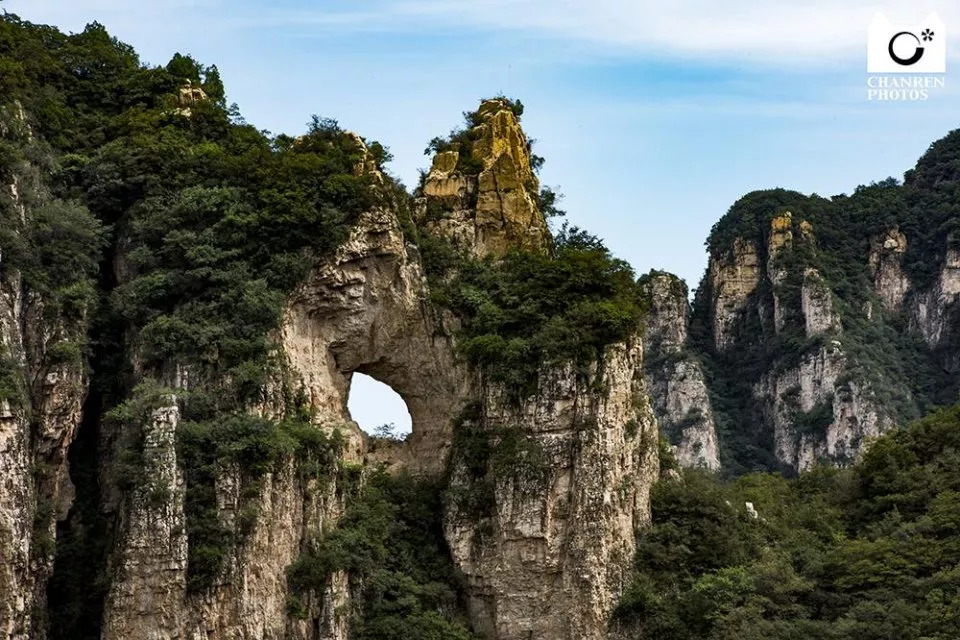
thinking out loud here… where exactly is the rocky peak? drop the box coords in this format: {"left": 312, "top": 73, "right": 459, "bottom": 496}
{"left": 640, "top": 272, "right": 721, "bottom": 470}
{"left": 173, "top": 83, "right": 208, "bottom": 117}
{"left": 417, "top": 98, "right": 551, "bottom": 258}
{"left": 869, "top": 228, "right": 910, "bottom": 312}
{"left": 642, "top": 271, "right": 690, "bottom": 352}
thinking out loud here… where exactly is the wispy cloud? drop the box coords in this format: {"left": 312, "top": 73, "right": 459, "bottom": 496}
{"left": 11, "top": 0, "right": 960, "bottom": 66}
{"left": 250, "top": 0, "right": 960, "bottom": 64}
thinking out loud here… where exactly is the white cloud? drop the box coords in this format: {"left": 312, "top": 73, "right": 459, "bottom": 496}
{"left": 258, "top": 0, "right": 960, "bottom": 64}
{"left": 9, "top": 0, "right": 960, "bottom": 65}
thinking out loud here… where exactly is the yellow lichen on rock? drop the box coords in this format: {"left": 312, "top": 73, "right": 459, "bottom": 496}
{"left": 417, "top": 98, "right": 550, "bottom": 258}
{"left": 768, "top": 212, "right": 794, "bottom": 254}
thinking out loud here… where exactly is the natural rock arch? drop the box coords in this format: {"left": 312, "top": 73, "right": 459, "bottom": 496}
{"left": 279, "top": 204, "right": 470, "bottom": 473}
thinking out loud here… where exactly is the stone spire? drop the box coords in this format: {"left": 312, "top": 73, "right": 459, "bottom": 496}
{"left": 417, "top": 98, "right": 551, "bottom": 257}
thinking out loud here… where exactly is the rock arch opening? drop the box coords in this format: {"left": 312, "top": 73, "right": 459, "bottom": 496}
{"left": 347, "top": 372, "right": 412, "bottom": 438}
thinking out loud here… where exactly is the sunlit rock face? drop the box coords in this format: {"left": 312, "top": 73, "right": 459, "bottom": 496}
{"left": 640, "top": 271, "right": 720, "bottom": 470}
{"left": 417, "top": 98, "right": 551, "bottom": 258}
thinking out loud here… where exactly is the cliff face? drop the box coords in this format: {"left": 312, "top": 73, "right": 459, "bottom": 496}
{"left": 640, "top": 272, "right": 719, "bottom": 470}
{"left": 97, "top": 99, "right": 658, "bottom": 640}
{"left": 100, "top": 142, "right": 460, "bottom": 639}
{"left": 444, "top": 347, "right": 658, "bottom": 640}
{"left": 5, "top": 12, "right": 960, "bottom": 634}
{"left": 694, "top": 209, "right": 899, "bottom": 471}
{"left": 641, "top": 152, "right": 960, "bottom": 473}
{"left": 0, "top": 104, "right": 91, "bottom": 639}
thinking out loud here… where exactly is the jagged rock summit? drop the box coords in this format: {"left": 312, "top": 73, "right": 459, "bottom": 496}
{"left": 417, "top": 97, "right": 552, "bottom": 257}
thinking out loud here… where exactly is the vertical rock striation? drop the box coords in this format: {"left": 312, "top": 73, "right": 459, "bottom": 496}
{"left": 102, "top": 102, "right": 656, "bottom": 640}
{"left": 417, "top": 98, "right": 551, "bottom": 258}
{"left": 444, "top": 345, "right": 659, "bottom": 640}
{"left": 0, "top": 103, "right": 91, "bottom": 639}
{"left": 640, "top": 272, "right": 720, "bottom": 469}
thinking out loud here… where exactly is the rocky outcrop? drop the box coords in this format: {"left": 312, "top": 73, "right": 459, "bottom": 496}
{"left": 709, "top": 237, "right": 760, "bottom": 351}
{"left": 280, "top": 202, "right": 466, "bottom": 475}
{"left": 445, "top": 343, "right": 659, "bottom": 640}
{"left": 100, "top": 108, "right": 653, "bottom": 640}
{"left": 101, "top": 138, "right": 464, "bottom": 638}
{"left": 102, "top": 395, "right": 351, "bottom": 640}
{"left": 417, "top": 98, "right": 551, "bottom": 258}
{"left": 767, "top": 213, "right": 794, "bottom": 333}
{"left": 801, "top": 268, "right": 840, "bottom": 336}
{"left": 910, "top": 241, "right": 960, "bottom": 351}
{"left": 869, "top": 228, "right": 910, "bottom": 312}
{"left": 0, "top": 105, "right": 90, "bottom": 639}
{"left": 758, "top": 343, "right": 891, "bottom": 471}
{"left": 696, "top": 210, "right": 897, "bottom": 472}
{"left": 640, "top": 272, "right": 720, "bottom": 469}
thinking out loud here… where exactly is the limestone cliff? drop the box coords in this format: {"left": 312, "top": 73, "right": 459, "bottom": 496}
{"left": 417, "top": 98, "right": 551, "bottom": 258}
{"left": 99, "top": 139, "right": 461, "bottom": 639}
{"left": 444, "top": 347, "right": 658, "bottom": 640}
{"left": 95, "top": 100, "right": 657, "bottom": 640}
{"left": 6, "top": 14, "right": 960, "bottom": 634}
{"left": 0, "top": 104, "right": 91, "bottom": 639}
{"left": 869, "top": 228, "right": 910, "bottom": 312}
{"left": 699, "top": 209, "right": 898, "bottom": 471}
{"left": 674, "top": 168, "right": 960, "bottom": 473}
{"left": 640, "top": 272, "right": 719, "bottom": 469}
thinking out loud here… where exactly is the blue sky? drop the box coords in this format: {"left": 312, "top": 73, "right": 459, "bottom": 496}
{"left": 7, "top": 0, "right": 960, "bottom": 433}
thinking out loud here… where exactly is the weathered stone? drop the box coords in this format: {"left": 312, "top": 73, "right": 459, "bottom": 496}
{"left": 869, "top": 228, "right": 910, "bottom": 311}
{"left": 709, "top": 237, "right": 760, "bottom": 351}
{"left": 801, "top": 268, "right": 840, "bottom": 337}
{"left": 416, "top": 98, "right": 551, "bottom": 258}
{"left": 641, "top": 272, "right": 720, "bottom": 470}
{"left": 758, "top": 343, "right": 891, "bottom": 472}
{"left": 445, "top": 343, "right": 659, "bottom": 640}
{"left": 0, "top": 116, "right": 89, "bottom": 638}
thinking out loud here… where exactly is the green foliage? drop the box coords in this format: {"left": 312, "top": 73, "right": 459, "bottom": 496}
{"left": 0, "top": 12, "right": 397, "bottom": 609}
{"left": 0, "top": 347, "right": 26, "bottom": 405}
{"left": 288, "top": 470, "right": 477, "bottom": 639}
{"left": 165, "top": 52, "right": 201, "bottom": 82}
{"left": 435, "top": 225, "right": 644, "bottom": 399}
{"left": 177, "top": 405, "right": 345, "bottom": 592}
{"left": 615, "top": 405, "right": 960, "bottom": 640}
{"left": 690, "top": 177, "right": 953, "bottom": 472}
{"left": 445, "top": 403, "right": 548, "bottom": 518}
{"left": 536, "top": 185, "right": 565, "bottom": 217}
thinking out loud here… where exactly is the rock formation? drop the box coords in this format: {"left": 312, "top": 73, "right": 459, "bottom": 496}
{"left": 97, "top": 99, "right": 658, "bottom": 640}
{"left": 869, "top": 228, "right": 910, "bottom": 312}
{"left": 445, "top": 348, "right": 658, "bottom": 640}
{"left": 0, "top": 103, "right": 91, "bottom": 640}
{"left": 417, "top": 98, "right": 551, "bottom": 258}
{"left": 640, "top": 272, "right": 720, "bottom": 469}
{"left": 708, "top": 237, "right": 760, "bottom": 351}
{"left": 4, "top": 17, "right": 960, "bottom": 636}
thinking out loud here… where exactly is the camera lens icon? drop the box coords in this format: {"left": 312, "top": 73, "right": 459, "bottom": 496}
{"left": 888, "top": 31, "right": 926, "bottom": 66}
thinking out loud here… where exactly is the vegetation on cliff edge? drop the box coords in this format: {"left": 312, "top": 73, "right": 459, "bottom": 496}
{"left": 616, "top": 403, "right": 960, "bottom": 640}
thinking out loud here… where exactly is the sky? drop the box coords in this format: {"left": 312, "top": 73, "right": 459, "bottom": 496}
{"left": 6, "top": 0, "right": 960, "bottom": 434}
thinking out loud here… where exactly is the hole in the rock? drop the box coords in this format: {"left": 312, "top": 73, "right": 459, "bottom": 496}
{"left": 347, "top": 372, "right": 413, "bottom": 438}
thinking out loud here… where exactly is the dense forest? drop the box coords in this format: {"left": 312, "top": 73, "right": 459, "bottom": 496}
{"left": 615, "top": 405, "right": 960, "bottom": 640}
